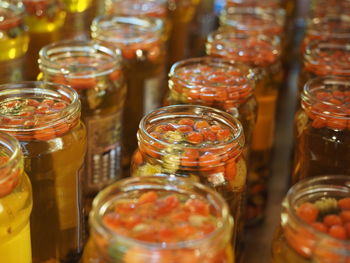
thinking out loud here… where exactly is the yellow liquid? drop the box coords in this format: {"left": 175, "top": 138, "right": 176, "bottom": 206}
{"left": 0, "top": 187, "right": 32, "bottom": 263}
{"left": 62, "top": 0, "right": 92, "bottom": 12}
{"left": 0, "top": 33, "right": 29, "bottom": 61}
{"left": 25, "top": 11, "right": 66, "bottom": 33}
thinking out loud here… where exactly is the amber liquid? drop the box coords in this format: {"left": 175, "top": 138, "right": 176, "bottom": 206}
{"left": 293, "top": 114, "right": 350, "bottom": 184}
{"left": 122, "top": 49, "right": 166, "bottom": 170}
{"left": 22, "top": 123, "right": 86, "bottom": 263}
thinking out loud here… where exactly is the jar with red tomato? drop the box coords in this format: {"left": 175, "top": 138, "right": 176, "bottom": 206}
{"left": 272, "top": 175, "right": 350, "bottom": 263}
{"left": 82, "top": 176, "right": 234, "bottom": 263}
{"left": 0, "top": 132, "right": 32, "bottom": 263}
{"left": 300, "top": 39, "right": 350, "bottom": 93}
{"left": 167, "top": 56, "right": 257, "bottom": 158}
{"left": 91, "top": 16, "right": 166, "bottom": 170}
{"left": 309, "top": 0, "right": 350, "bottom": 18}
{"left": 0, "top": 1, "right": 29, "bottom": 83}
{"left": 22, "top": 0, "right": 66, "bottom": 80}
{"left": 207, "top": 29, "right": 282, "bottom": 223}
{"left": 131, "top": 105, "right": 246, "bottom": 255}
{"left": 0, "top": 81, "right": 86, "bottom": 263}
{"left": 39, "top": 40, "right": 126, "bottom": 211}
{"left": 293, "top": 77, "right": 350, "bottom": 184}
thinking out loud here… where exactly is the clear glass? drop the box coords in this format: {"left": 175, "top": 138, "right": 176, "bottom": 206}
{"left": 207, "top": 29, "right": 282, "bottom": 224}
{"left": 300, "top": 39, "right": 350, "bottom": 92}
{"left": 167, "top": 56, "right": 257, "bottom": 156}
{"left": 219, "top": 7, "right": 286, "bottom": 37}
{"left": 309, "top": 0, "right": 350, "bottom": 18}
{"left": 91, "top": 16, "right": 166, "bottom": 170}
{"left": 272, "top": 175, "right": 350, "bottom": 262}
{"left": 0, "top": 81, "right": 86, "bottom": 263}
{"left": 62, "top": 0, "right": 92, "bottom": 12}
{"left": 82, "top": 176, "right": 234, "bottom": 263}
{"left": 23, "top": 0, "right": 66, "bottom": 80}
{"left": 39, "top": 40, "right": 126, "bottom": 208}
{"left": 0, "top": 132, "right": 32, "bottom": 263}
{"left": 102, "top": 0, "right": 167, "bottom": 18}
{"left": 131, "top": 105, "right": 246, "bottom": 257}
{"left": 293, "top": 77, "right": 350, "bottom": 184}
{"left": 224, "top": 0, "right": 281, "bottom": 9}
{"left": 0, "top": 1, "right": 29, "bottom": 83}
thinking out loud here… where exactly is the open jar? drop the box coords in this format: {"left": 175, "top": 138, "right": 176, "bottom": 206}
{"left": 91, "top": 16, "right": 166, "bottom": 169}
{"left": 0, "top": 81, "right": 86, "bottom": 262}
{"left": 293, "top": 77, "right": 350, "bottom": 183}
{"left": 131, "top": 105, "right": 245, "bottom": 257}
{"left": 0, "top": 132, "right": 32, "bottom": 263}
{"left": 167, "top": 56, "right": 257, "bottom": 155}
{"left": 272, "top": 175, "right": 350, "bottom": 263}
{"left": 39, "top": 40, "right": 126, "bottom": 206}
{"left": 0, "top": 1, "right": 29, "bottom": 83}
{"left": 22, "top": 0, "right": 66, "bottom": 80}
{"left": 82, "top": 175, "right": 234, "bottom": 263}
{"left": 207, "top": 29, "right": 282, "bottom": 223}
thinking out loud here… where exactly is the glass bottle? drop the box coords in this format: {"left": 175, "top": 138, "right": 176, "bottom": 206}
{"left": 272, "top": 175, "right": 350, "bottom": 263}
{"left": 167, "top": 0, "right": 201, "bottom": 65}
{"left": 131, "top": 104, "right": 246, "bottom": 257}
{"left": 0, "top": 1, "right": 29, "bottom": 83}
{"left": 293, "top": 77, "right": 350, "bottom": 184}
{"left": 22, "top": 0, "right": 66, "bottom": 80}
{"left": 0, "top": 132, "right": 32, "bottom": 263}
{"left": 300, "top": 39, "right": 350, "bottom": 92}
{"left": 39, "top": 40, "right": 126, "bottom": 209}
{"left": 82, "top": 175, "right": 234, "bottom": 263}
{"left": 167, "top": 56, "right": 257, "bottom": 157}
{"left": 91, "top": 16, "right": 166, "bottom": 170}
{"left": 207, "top": 29, "right": 282, "bottom": 223}
{"left": 0, "top": 81, "right": 86, "bottom": 263}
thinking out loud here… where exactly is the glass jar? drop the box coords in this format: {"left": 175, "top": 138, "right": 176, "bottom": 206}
{"left": 224, "top": 0, "right": 281, "bottom": 9}
{"left": 91, "top": 16, "right": 166, "bottom": 170}
{"left": 39, "top": 40, "right": 126, "bottom": 208}
{"left": 300, "top": 39, "right": 350, "bottom": 93}
{"left": 22, "top": 0, "right": 66, "bottom": 80}
{"left": 167, "top": 56, "right": 257, "bottom": 156}
{"left": 309, "top": 0, "right": 350, "bottom": 18}
{"left": 0, "top": 1, "right": 29, "bottom": 83}
{"left": 0, "top": 132, "right": 32, "bottom": 263}
{"left": 302, "top": 15, "right": 350, "bottom": 54}
{"left": 220, "top": 7, "right": 286, "bottom": 38}
{"left": 293, "top": 77, "right": 350, "bottom": 184}
{"left": 0, "top": 81, "right": 86, "bottom": 263}
{"left": 131, "top": 105, "right": 246, "bottom": 257}
{"left": 207, "top": 29, "right": 282, "bottom": 223}
{"left": 62, "top": 0, "right": 92, "bottom": 12}
{"left": 272, "top": 175, "right": 350, "bottom": 263}
{"left": 167, "top": 0, "right": 200, "bottom": 65}
{"left": 102, "top": 0, "right": 167, "bottom": 18}
{"left": 82, "top": 175, "right": 234, "bottom": 263}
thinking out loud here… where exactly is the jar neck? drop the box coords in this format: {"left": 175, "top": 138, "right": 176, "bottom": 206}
{"left": 225, "top": 0, "right": 281, "bottom": 8}
{"left": 304, "top": 40, "right": 350, "bottom": 77}
{"left": 306, "top": 15, "right": 350, "bottom": 40}
{"left": 89, "top": 176, "right": 233, "bottom": 262}
{"left": 0, "top": 132, "right": 24, "bottom": 197}
{"left": 168, "top": 57, "right": 255, "bottom": 108}
{"left": 23, "top": 0, "right": 63, "bottom": 17}
{"left": 281, "top": 175, "right": 350, "bottom": 260}
{"left": 39, "top": 40, "right": 122, "bottom": 88}
{"left": 137, "top": 105, "right": 245, "bottom": 167}
{"left": 0, "top": 81, "right": 81, "bottom": 141}
{"left": 206, "top": 29, "right": 281, "bottom": 68}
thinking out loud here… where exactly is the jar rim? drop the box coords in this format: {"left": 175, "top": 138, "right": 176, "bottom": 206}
{"left": 307, "top": 15, "right": 350, "bottom": 39}
{"left": 0, "top": 131, "right": 22, "bottom": 170}
{"left": 220, "top": 7, "right": 286, "bottom": 32}
{"left": 91, "top": 15, "right": 163, "bottom": 45}
{"left": 284, "top": 175, "right": 350, "bottom": 248}
{"left": 0, "top": 81, "right": 80, "bottom": 133}
{"left": 39, "top": 40, "right": 121, "bottom": 79}
{"left": 301, "top": 76, "right": 350, "bottom": 120}
{"left": 90, "top": 175, "right": 233, "bottom": 249}
{"left": 169, "top": 56, "right": 255, "bottom": 89}
{"left": 138, "top": 105, "right": 245, "bottom": 152}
